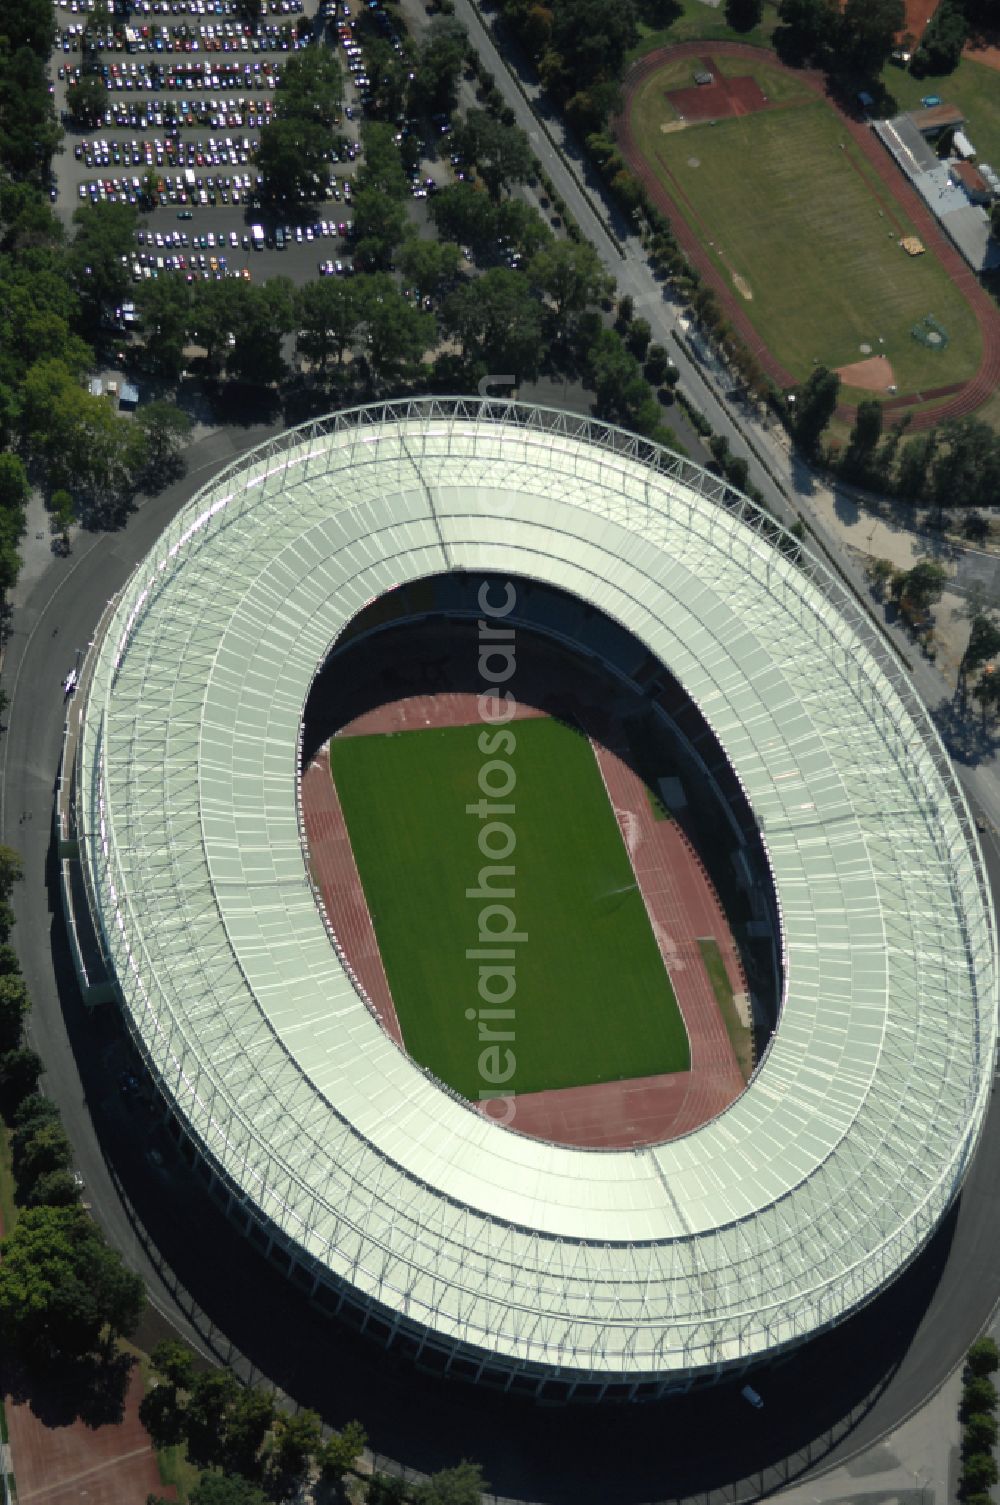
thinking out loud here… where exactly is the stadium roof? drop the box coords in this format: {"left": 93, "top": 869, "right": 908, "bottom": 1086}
{"left": 77, "top": 399, "right": 997, "bottom": 1384}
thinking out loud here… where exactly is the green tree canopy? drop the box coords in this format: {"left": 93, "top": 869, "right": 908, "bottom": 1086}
{"left": 398, "top": 238, "right": 462, "bottom": 302}
{"left": 275, "top": 46, "right": 343, "bottom": 130}
{"left": 412, "top": 1460, "right": 488, "bottom": 1505}
{"left": 839, "top": 0, "right": 905, "bottom": 73}
{"left": 151, "top": 1338, "right": 197, "bottom": 1391}
{"left": 357, "top": 122, "right": 410, "bottom": 200}
{"left": 964, "top": 1412, "right": 999, "bottom": 1453}
{"left": 352, "top": 190, "right": 408, "bottom": 271}
{"left": 268, "top": 1408, "right": 323, "bottom": 1481}
{"left": 0, "top": 1047, "right": 43, "bottom": 1116}
{"left": 14, "top": 1121, "right": 73, "bottom": 1199}
{"left": 23, "top": 1168, "right": 82, "bottom": 1210}
{"left": 0, "top": 973, "right": 29, "bottom": 1054}
{"left": 318, "top": 1418, "right": 367, "bottom": 1483}
{"left": 189, "top": 1473, "right": 267, "bottom": 1505}
{"left": 70, "top": 202, "right": 139, "bottom": 329}
{"left": 453, "top": 111, "right": 534, "bottom": 201}
{"left": 586, "top": 327, "right": 659, "bottom": 436}
{"left": 440, "top": 267, "right": 544, "bottom": 381}
{"left": 223, "top": 1386, "right": 275, "bottom": 1478}
{"left": 136, "top": 278, "right": 191, "bottom": 380}
{"left": 962, "top": 615, "right": 1000, "bottom": 684}
{"left": 898, "top": 558, "right": 947, "bottom": 614}
{"left": 429, "top": 184, "right": 498, "bottom": 256}
{"left": 968, "top": 1337, "right": 1000, "bottom": 1378}
{"left": 185, "top": 1369, "right": 241, "bottom": 1470}
{"left": 357, "top": 274, "right": 436, "bottom": 386}
{"left": 412, "top": 16, "right": 468, "bottom": 112}
{"left": 295, "top": 277, "right": 361, "bottom": 371}
{"left": 256, "top": 118, "right": 331, "bottom": 210}
{"left": 791, "top": 365, "right": 840, "bottom": 455}
{"left": 527, "top": 238, "right": 608, "bottom": 318}
{"left": 135, "top": 402, "right": 192, "bottom": 484}
{"left": 0, "top": 1204, "right": 144, "bottom": 1359}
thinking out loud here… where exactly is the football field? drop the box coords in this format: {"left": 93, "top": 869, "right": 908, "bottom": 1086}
{"left": 626, "top": 56, "right": 982, "bottom": 397}
{"left": 330, "top": 717, "right": 689, "bottom": 1099}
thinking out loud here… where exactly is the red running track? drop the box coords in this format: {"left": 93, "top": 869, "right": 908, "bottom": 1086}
{"left": 617, "top": 42, "right": 1000, "bottom": 431}
{"left": 301, "top": 696, "right": 749, "bottom": 1147}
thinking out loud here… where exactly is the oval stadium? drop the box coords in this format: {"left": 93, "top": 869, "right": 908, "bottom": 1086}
{"left": 66, "top": 398, "right": 997, "bottom": 1403}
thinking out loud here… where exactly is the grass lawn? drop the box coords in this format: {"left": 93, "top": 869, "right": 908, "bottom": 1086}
{"left": 697, "top": 937, "right": 753, "bottom": 1081}
{"left": 627, "top": 62, "right": 982, "bottom": 392}
{"left": 330, "top": 717, "right": 689, "bottom": 1098}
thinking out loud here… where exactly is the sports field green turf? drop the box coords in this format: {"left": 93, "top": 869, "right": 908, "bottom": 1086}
{"left": 330, "top": 718, "right": 689, "bottom": 1099}
{"left": 627, "top": 60, "right": 982, "bottom": 396}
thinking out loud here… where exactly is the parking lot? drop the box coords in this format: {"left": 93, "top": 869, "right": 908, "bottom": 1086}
{"left": 48, "top": 0, "right": 416, "bottom": 289}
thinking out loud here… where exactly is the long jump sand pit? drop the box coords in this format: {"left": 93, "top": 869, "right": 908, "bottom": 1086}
{"left": 836, "top": 354, "right": 898, "bottom": 391}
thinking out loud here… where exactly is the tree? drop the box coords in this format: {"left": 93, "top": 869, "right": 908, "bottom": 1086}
{"left": 225, "top": 278, "right": 295, "bottom": 387}
{"left": 136, "top": 277, "right": 191, "bottom": 380}
{"left": 774, "top": 0, "right": 838, "bottom": 64}
{"left": 897, "top": 558, "right": 947, "bottom": 615}
{"left": 67, "top": 71, "right": 107, "bottom": 130}
{"left": 14, "top": 1121, "right": 73, "bottom": 1196}
{"left": 913, "top": 0, "right": 967, "bottom": 73}
{"left": 930, "top": 418, "right": 1000, "bottom": 514}
{"left": 527, "top": 238, "right": 608, "bottom": 319}
{"left": 962, "top": 1454, "right": 999, "bottom": 1494}
{"left": 791, "top": 366, "right": 840, "bottom": 456}
{"left": 223, "top": 1386, "right": 275, "bottom": 1478}
{"left": 961, "top": 615, "right": 1000, "bottom": 686}
{"left": 357, "top": 122, "right": 410, "bottom": 200}
{"left": 151, "top": 1338, "right": 197, "bottom": 1392}
{"left": 189, "top": 279, "right": 244, "bottom": 370}
{"left": 11, "top": 1091, "right": 58, "bottom": 1134}
{"left": 0, "top": 1204, "right": 144, "bottom": 1360}
{"left": 429, "top": 184, "right": 498, "bottom": 256}
{"left": 441, "top": 267, "right": 544, "bottom": 382}
{"left": 70, "top": 202, "right": 139, "bottom": 330}
{"left": 361, "top": 36, "right": 413, "bottom": 121}
{"left": 366, "top": 1476, "right": 408, "bottom": 1505}
{"left": 964, "top": 1376, "right": 999, "bottom": 1416}
{"left": 964, "top": 1413, "right": 999, "bottom": 1453}
{"left": 973, "top": 673, "right": 1000, "bottom": 727}
{"left": 268, "top": 1408, "right": 322, "bottom": 1481}
{"left": 398, "top": 239, "right": 462, "bottom": 303}
{"left": 0, "top": 974, "right": 29, "bottom": 1054}
{"left": 23, "top": 1168, "right": 82, "bottom": 1209}
{"left": 357, "top": 275, "right": 436, "bottom": 386}
{"left": 256, "top": 118, "right": 331, "bottom": 209}
{"left": 644, "top": 344, "right": 671, "bottom": 385}
{"left": 185, "top": 1370, "right": 241, "bottom": 1470}
{"left": 275, "top": 47, "right": 343, "bottom": 130}
{"left": 0, "top": 945, "right": 19, "bottom": 976}
{"left": 969, "top": 1338, "right": 1000, "bottom": 1378}
{"left": 725, "top": 0, "right": 763, "bottom": 29}
{"left": 0, "top": 1047, "right": 43, "bottom": 1116}
{"left": 586, "top": 328, "right": 660, "bottom": 436}
{"left": 839, "top": 0, "right": 905, "bottom": 74}
{"left": 494, "top": 199, "right": 552, "bottom": 259}
{"left": 318, "top": 1419, "right": 367, "bottom": 1484}
{"left": 412, "top": 1460, "right": 488, "bottom": 1505}
{"left": 842, "top": 398, "right": 883, "bottom": 481}
{"left": 412, "top": 17, "right": 468, "bottom": 112}
{"left": 189, "top": 1474, "right": 267, "bottom": 1505}
{"left": 140, "top": 1381, "right": 188, "bottom": 1449}
{"left": 352, "top": 190, "right": 408, "bottom": 270}
{"left": 452, "top": 111, "right": 534, "bottom": 202}
{"left": 0, "top": 453, "right": 30, "bottom": 517}
{"left": 134, "top": 403, "right": 192, "bottom": 485}
{"left": 546, "top": 0, "right": 637, "bottom": 99}
{"left": 49, "top": 489, "right": 76, "bottom": 553}
{"left": 295, "top": 278, "right": 361, "bottom": 372}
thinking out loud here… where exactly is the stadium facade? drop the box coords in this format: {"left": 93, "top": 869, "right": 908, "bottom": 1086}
{"left": 65, "top": 399, "right": 997, "bottom": 1401}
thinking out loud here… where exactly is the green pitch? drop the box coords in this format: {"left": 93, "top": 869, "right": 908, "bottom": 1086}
{"left": 626, "top": 59, "right": 982, "bottom": 398}
{"left": 330, "top": 717, "right": 689, "bottom": 1099}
